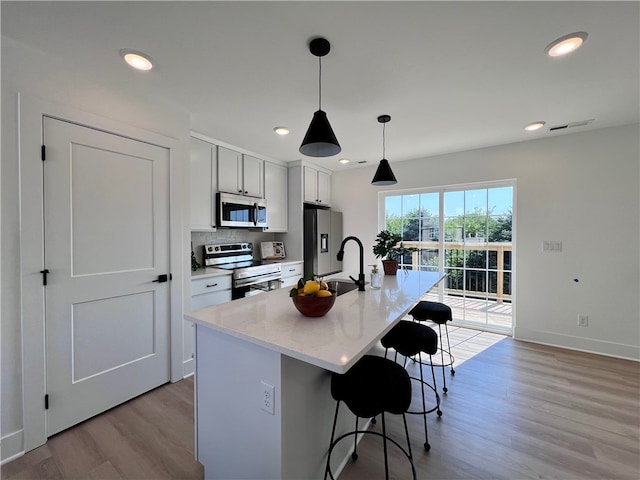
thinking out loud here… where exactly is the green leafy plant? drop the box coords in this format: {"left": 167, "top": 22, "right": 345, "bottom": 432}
{"left": 373, "top": 230, "right": 415, "bottom": 261}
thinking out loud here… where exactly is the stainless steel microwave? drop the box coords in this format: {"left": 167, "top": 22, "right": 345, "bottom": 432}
{"left": 216, "top": 192, "right": 267, "bottom": 228}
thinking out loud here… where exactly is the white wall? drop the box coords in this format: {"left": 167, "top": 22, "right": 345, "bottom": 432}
{"left": 1, "top": 37, "right": 191, "bottom": 461}
{"left": 331, "top": 124, "right": 639, "bottom": 361}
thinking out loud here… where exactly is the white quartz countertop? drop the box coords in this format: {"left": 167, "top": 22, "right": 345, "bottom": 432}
{"left": 185, "top": 270, "right": 445, "bottom": 373}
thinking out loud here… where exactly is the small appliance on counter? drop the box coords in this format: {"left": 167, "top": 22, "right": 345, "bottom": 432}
{"left": 260, "top": 241, "right": 286, "bottom": 260}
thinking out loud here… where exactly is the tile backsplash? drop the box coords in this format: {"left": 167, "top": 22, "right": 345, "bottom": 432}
{"left": 191, "top": 230, "right": 277, "bottom": 265}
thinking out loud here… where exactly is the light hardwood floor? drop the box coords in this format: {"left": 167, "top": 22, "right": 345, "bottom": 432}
{"left": 3, "top": 331, "right": 639, "bottom": 480}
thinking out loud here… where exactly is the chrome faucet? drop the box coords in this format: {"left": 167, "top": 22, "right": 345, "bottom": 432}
{"left": 336, "top": 236, "right": 366, "bottom": 291}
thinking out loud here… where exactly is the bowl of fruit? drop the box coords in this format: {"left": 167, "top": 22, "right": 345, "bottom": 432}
{"left": 290, "top": 278, "right": 336, "bottom": 317}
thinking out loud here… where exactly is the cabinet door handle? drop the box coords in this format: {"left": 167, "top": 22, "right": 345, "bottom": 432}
{"left": 288, "top": 268, "right": 296, "bottom": 272}
{"left": 206, "top": 283, "right": 219, "bottom": 288}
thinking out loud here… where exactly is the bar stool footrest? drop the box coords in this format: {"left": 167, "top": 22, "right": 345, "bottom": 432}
{"left": 326, "top": 429, "right": 416, "bottom": 480}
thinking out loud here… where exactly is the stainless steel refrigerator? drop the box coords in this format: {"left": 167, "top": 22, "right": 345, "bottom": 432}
{"left": 304, "top": 209, "right": 343, "bottom": 278}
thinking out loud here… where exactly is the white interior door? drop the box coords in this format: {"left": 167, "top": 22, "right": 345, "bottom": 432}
{"left": 43, "top": 117, "right": 171, "bottom": 435}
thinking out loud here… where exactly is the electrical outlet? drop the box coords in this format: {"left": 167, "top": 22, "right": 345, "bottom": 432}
{"left": 260, "top": 381, "right": 275, "bottom": 415}
{"left": 577, "top": 314, "right": 589, "bottom": 327}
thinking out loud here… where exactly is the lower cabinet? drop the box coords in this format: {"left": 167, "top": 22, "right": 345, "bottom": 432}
{"left": 185, "top": 273, "right": 232, "bottom": 376}
{"left": 280, "top": 261, "right": 303, "bottom": 288}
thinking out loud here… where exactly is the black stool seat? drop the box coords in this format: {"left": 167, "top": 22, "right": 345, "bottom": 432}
{"left": 326, "top": 355, "right": 415, "bottom": 480}
{"left": 331, "top": 355, "right": 411, "bottom": 417}
{"left": 381, "top": 320, "right": 438, "bottom": 357}
{"left": 409, "top": 300, "right": 452, "bottom": 324}
{"left": 409, "top": 300, "right": 456, "bottom": 393}
{"left": 381, "top": 321, "right": 441, "bottom": 451}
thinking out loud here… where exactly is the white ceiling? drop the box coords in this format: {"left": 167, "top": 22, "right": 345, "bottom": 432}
{"left": 2, "top": 1, "right": 638, "bottom": 171}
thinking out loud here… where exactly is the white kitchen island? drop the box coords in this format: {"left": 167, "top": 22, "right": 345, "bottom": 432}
{"left": 185, "top": 270, "right": 445, "bottom": 480}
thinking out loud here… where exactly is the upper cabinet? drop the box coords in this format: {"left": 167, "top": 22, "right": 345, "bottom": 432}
{"left": 303, "top": 165, "right": 331, "bottom": 206}
{"left": 190, "top": 137, "right": 217, "bottom": 231}
{"left": 264, "top": 161, "right": 288, "bottom": 232}
{"left": 218, "top": 146, "right": 264, "bottom": 198}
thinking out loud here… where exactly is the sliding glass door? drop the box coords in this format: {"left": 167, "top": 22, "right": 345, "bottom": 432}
{"left": 381, "top": 182, "right": 514, "bottom": 333}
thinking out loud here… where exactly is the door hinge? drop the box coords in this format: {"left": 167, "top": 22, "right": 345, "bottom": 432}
{"left": 41, "top": 145, "right": 46, "bottom": 161}
{"left": 40, "top": 269, "right": 50, "bottom": 286}
{"left": 45, "top": 394, "right": 49, "bottom": 410}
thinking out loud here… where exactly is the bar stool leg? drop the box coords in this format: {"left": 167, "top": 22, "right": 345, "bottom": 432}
{"left": 352, "top": 416, "right": 359, "bottom": 460}
{"left": 444, "top": 322, "right": 455, "bottom": 375}
{"left": 418, "top": 351, "right": 430, "bottom": 451}
{"left": 381, "top": 413, "right": 389, "bottom": 480}
{"left": 429, "top": 354, "right": 442, "bottom": 417}
{"left": 325, "top": 401, "right": 341, "bottom": 480}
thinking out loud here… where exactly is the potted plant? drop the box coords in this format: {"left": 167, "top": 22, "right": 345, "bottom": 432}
{"left": 373, "top": 230, "right": 414, "bottom": 275}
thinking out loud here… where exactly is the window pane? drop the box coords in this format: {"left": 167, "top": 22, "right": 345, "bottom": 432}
{"left": 402, "top": 220, "right": 420, "bottom": 241}
{"left": 488, "top": 250, "right": 498, "bottom": 269}
{"left": 402, "top": 194, "right": 420, "bottom": 214}
{"left": 419, "top": 249, "right": 439, "bottom": 269}
{"left": 445, "top": 249, "right": 464, "bottom": 268}
{"left": 446, "top": 268, "right": 463, "bottom": 290}
{"left": 488, "top": 187, "right": 513, "bottom": 215}
{"left": 465, "top": 189, "right": 487, "bottom": 216}
{"left": 465, "top": 249, "right": 486, "bottom": 268}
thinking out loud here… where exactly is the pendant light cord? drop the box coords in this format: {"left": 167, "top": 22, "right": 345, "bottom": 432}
{"left": 382, "top": 122, "right": 386, "bottom": 159}
{"left": 318, "top": 56, "right": 322, "bottom": 110}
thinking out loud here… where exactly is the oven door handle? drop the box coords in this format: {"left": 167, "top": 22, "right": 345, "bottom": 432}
{"left": 234, "top": 272, "right": 282, "bottom": 288}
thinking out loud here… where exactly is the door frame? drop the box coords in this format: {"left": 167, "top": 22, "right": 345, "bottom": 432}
{"left": 19, "top": 93, "right": 187, "bottom": 452}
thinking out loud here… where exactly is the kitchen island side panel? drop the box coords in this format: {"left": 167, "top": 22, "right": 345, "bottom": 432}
{"left": 280, "top": 355, "right": 355, "bottom": 480}
{"left": 195, "top": 324, "right": 282, "bottom": 479}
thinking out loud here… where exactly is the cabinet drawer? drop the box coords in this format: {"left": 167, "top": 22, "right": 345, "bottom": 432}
{"left": 191, "top": 290, "right": 232, "bottom": 310}
{"left": 281, "top": 263, "right": 303, "bottom": 279}
{"left": 191, "top": 275, "right": 232, "bottom": 296}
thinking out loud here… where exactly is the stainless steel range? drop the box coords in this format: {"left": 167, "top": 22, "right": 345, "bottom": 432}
{"left": 204, "top": 242, "right": 281, "bottom": 300}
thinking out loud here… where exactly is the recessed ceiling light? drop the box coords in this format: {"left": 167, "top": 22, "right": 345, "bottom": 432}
{"left": 524, "top": 121, "right": 546, "bottom": 132}
{"left": 339, "top": 158, "right": 350, "bottom": 164}
{"left": 273, "top": 126, "right": 290, "bottom": 136}
{"left": 545, "top": 32, "right": 588, "bottom": 57}
{"left": 120, "top": 49, "right": 153, "bottom": 71}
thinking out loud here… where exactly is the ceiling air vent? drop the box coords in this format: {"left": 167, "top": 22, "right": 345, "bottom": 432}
{"left": 548, "top": 119, "right": 594, "bottom": 131}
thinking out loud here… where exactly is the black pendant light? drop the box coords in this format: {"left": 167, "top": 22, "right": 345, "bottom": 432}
{"left": 371, "top": 115, "right": 398, "bottom": 186}
{"left": 299, "top": 37, "right": 341, "bottom": 157}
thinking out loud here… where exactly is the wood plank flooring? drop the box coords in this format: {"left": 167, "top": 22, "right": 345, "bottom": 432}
{"left": 1, "top": 378, "right": 203, "bottom": 480}
{"left": 3, "top": 331, "right": 639, "bottom": 480}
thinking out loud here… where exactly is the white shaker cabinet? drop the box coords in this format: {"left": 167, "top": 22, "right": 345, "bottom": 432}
{"left": 279, "top": 261, "right": 303, "bottom": 288}
{"left": 242, "top": 155, "right": 264, "bottom": 198}
{"left": 264, "top": 161, "right": 288, "bottom": 232}
{"left": 190, "top": 138, "right": 217, "bottom": 231}
{"left": 303, "top": 165, "right": 331, "bottom": 206}
{"left": 185, "top": 272, "right": 233, "bottom": 376}
{"left": 218, "top": 146, "right": 264, "bottom": 198}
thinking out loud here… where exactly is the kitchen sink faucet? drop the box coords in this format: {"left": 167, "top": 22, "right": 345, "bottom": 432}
{"left": 336, "top": 236, "right": 366, "bottom": 291}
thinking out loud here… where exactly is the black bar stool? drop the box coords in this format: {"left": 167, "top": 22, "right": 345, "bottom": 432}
{"left": 409, "top": 300, "right": 455, "bottom": 393}
{"left": 381, "top": 320, "right": 441, "bottom": 451}
{"left": 325, "top": 355, "right": 416, "bottom": 480}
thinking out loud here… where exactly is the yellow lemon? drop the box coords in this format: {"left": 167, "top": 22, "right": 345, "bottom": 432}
{"left": 316, "top": 289, "right": 332, "bottom": 297}
{"left": 303, "top": 280, "right": 320, "bottom": 295}
{"left": 319, "top": 281, "right": 328, "bottom": 290}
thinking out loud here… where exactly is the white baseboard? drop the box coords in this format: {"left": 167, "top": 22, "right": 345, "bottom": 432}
{"left": 1, "top": 429, "right": 24, "bottom": 465}
{"left": 513, "top": 327, "right": 640, "bottom": 361}
{"left": 183, "top": 357, "right": 194, "bottom": 378}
